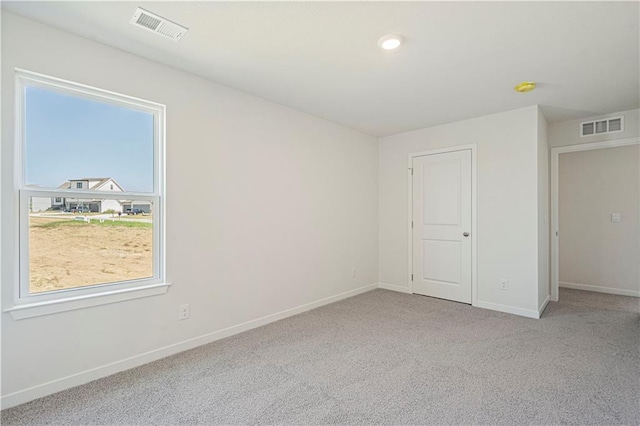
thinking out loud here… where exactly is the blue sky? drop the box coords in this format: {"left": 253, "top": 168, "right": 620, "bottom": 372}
{"left": 25, "top": 85, "right": 154, "bottom": 193}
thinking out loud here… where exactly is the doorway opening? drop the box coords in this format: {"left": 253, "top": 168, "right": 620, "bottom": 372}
{"left": 551, "top": 138, "right": 640, "bottom": 306}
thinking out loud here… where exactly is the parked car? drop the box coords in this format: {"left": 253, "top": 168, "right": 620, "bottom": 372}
{"left": 125, "top": 208, "right": 145, "bottom": 215}
{"left": 71, "top": 206, "right": 90, "bottom": 213}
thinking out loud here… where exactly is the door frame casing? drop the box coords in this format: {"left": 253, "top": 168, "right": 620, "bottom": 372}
{"left": 550, "top": 137, "right": 640, "bottom": 302}
{"left": 408, "top": 144, "right": 478, "bottom": 306}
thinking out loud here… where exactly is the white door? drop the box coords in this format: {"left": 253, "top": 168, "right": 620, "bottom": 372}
{"left": 412, "top": 149, "right": 472, "bottom": 304}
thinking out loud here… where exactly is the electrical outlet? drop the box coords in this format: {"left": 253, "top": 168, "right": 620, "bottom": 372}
{"left": 179, "top": 304, "right": 190, "bottom": 320}
{"left": 500, "top": 279, "right": 509, "bottom": 290}
{"left": 351, "top": 268, "right": 356, "bottom": 278}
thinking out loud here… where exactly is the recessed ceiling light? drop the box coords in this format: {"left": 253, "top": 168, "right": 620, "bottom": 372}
{"left": 378, "top": 34, "right": 404, "bottom": 50}
{"left": 514, "top": 81, "right": 536, "bottom": 93}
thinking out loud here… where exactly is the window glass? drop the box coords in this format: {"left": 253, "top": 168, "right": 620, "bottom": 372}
{"left": 28, "top": 197, "right": 154, "bottom": 293}
{"left": 24, "top": 86, "right": 154, "bottom": 193}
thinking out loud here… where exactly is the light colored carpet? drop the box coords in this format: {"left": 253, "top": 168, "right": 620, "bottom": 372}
{"left": 3, "top": 288, "right": 639, "bottom": 425}
{"left": 559, "top": 287, "right": 639, "bottom": 314}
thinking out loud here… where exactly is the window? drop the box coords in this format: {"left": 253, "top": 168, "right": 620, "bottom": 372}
{"left": 11, "top": 69, "right": 166, "bottom": 316}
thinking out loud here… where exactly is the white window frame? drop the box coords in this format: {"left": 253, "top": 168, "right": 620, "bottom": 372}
{"left": 6, "top": 69, "right": 169, "bottom": 320}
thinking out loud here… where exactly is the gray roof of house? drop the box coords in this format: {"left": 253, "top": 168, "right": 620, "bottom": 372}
{"left": 57, "top": 178, "right": 124, "bottom": 191}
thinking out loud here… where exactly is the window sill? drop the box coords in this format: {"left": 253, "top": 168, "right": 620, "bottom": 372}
{"left": 4, "top": 282, "right": 171, "bottom": 320}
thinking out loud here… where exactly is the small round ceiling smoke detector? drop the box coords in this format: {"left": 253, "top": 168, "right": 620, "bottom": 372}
{"left": 514, "top": 81, "right": 536, "bottom": 93}
{"left": 378, "top": 34, "right": 404, "bottom": 50}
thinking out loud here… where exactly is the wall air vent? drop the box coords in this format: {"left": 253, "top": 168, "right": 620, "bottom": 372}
{"left": 130, "top": 8, "right": 188, "bottom": 41}
{"left": 580, "top": 116, "right": 624, "bottom": 137}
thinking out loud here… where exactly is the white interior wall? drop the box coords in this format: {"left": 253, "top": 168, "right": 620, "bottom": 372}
{"left": 558, "top": 145, "right": 640, "bottom": 296}
{"left": 1, "top": 12, "right": 379, "bottom": 407}
{"left": 4, "top": 7, "right": 631, "bottom": 411}
{"left": 549, "top": 109, "right": 640, "bottom": 148}
{"left": 378, "top": 106, "right": 542, "bottom": 317}
{"left": 549, "top": 108, "right": 640, "bottom": 300}
{"left": 537, "top": 108, "right": 550, "bottom": 309}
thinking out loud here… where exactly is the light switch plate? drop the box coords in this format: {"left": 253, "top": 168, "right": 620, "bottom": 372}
{"left": 611, "top": 213, "right": 621, "bottom": 223}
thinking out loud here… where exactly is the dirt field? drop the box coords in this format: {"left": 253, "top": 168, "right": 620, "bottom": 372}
{"left": 29, "top": 216, "right": 153, "bottom": 293}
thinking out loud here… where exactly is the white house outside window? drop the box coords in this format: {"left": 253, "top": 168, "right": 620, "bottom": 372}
{"left": 9, "top": 70, "right": 167, "bottom": 318}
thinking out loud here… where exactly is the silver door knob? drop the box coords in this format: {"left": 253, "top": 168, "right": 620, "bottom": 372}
{"left": 463, "top": 232, "right": 470, "bottom": 237}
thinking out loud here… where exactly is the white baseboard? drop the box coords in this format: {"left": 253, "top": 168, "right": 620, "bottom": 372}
{"left": 1, "top": 283, "right": 378, "bottom": 410}
{"left": 378, "top": 283, "right": 540, "bottom": 319}
{"left": 474, "top": 300, "right": 540, "bottom": 319}
{"left": 560, "top": 282, "right": 640, "bottom": 298}
{"left": 538, "top": 295, "right": 551, "bottom": 317}
{"left": 377, "top": 282, "right": 412, "bottom": 294}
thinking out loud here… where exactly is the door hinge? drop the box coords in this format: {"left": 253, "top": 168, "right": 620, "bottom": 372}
{"left": 411, "top": 221, "right": 413, "bottom": 228}
{"left": 411, "top": 168, "right": 413, "bottom": 175}
{"left": 411, "top": 274, "right": 414, "bottom": 281}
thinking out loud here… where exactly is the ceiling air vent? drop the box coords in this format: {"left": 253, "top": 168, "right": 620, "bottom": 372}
{"left": 130, "top": 8, "right": 188, "bottom": 41}
{"left": 580, "top": 116, "right": 624, "bottom": 137}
